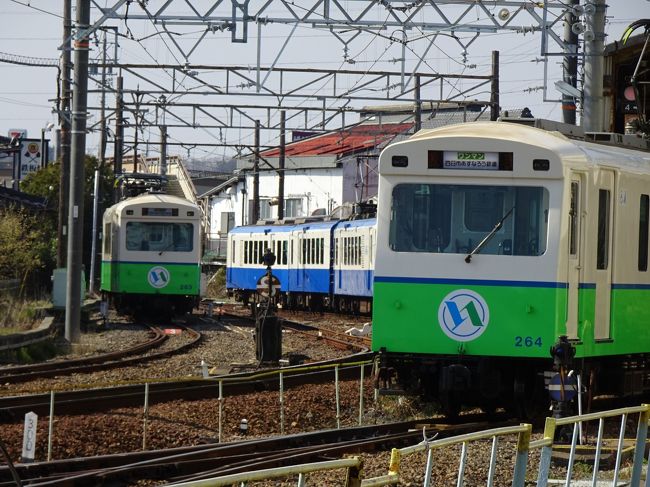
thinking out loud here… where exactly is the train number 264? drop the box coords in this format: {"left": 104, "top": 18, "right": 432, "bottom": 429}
{"left": 514, "top": 336, "right": 542, "bottom": 347}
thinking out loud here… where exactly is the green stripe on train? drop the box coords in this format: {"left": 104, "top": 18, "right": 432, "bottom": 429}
{"left": 372, "top": 283, "right": 650, "bottom": 359}
{"left": 100, "top": 262, "right": 200, "bottom": 295}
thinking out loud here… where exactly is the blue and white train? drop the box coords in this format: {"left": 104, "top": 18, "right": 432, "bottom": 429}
{"left": 226, "top": 216, "right": 376, "bottom": 313}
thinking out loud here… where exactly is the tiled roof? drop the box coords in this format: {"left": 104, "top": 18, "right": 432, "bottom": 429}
{"left": 261, "top": 122, "right": 413, "bottom": 157}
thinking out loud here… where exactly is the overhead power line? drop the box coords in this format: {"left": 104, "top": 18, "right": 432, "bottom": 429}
{"left": 0, "top": 50, "right": 59, "bottom": 67}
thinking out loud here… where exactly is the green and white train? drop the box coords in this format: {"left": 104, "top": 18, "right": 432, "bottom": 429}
{"left": 372, "top": 120, "right": 650, "bottom": 415}
{"left": 100, "top": 192, "right": 202, "bottom": 316}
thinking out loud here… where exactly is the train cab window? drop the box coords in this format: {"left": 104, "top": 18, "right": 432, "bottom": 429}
{"left": 640, "top": 195, "right": 649, "bottom": 271}
{"left": 597, "top": 189, "right": 611, "bottom": 270}
{"left": 103, "top": 222, "right": 111, "bottom": 257}
{"left": 334, "top": 238, "right": 339, "bottom": 265}
{"left": 125, "top": 222, "right": 193, "bottom": 252}
{"left": 390, "top": 183, "right": 549, "bottom": 257}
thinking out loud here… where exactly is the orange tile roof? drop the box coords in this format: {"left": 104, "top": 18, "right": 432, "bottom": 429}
{"left": 261, "top": 122, "right": 413, "bottom": 157}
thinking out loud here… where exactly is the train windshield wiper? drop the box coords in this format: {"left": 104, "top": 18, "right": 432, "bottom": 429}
{"left": 464, "top": 206, "right": 515, "bottom": 264}
{"left": 158, "top": 242, "right": 175, "bottom": 256}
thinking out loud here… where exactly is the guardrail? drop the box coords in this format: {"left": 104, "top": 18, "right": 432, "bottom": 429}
{"left": 359, "top": 404, "right": 650, "bottom": 487}
{"left": 170, "top": 457, "right": 363, "bottom": 486}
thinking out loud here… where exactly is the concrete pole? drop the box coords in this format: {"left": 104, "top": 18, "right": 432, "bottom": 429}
{"left": 89, "top": 32, "right": 108, "bottom": 297}
{"left": 414, "top": 74, "right": 422, "bottom": 132}
{"left": 113, "top": 75, "right": 123, "bottom": 202}
{"left": 40, "top": 129, "right": 46, "bottom": 169}
{"left": 160, "top": 125, "right": 167, "bottom": 176}
{"left": 490, "top": 51, "right": 500, "bottom": 121}
{"left": 57, "top": 0, "right": 72, "bottom": 268}
{"left": 582, "top": 0, "right": 607, "bottom": 132}
{"left": 562, "top": 0, "right": 579, "bottom": 125}
{"left": 252, "top": 120, "right": 260, "bottom": 224}
{"left": 277, "top": 110, "right": 285, "bottom": 220}
{"left": 65, "top": 0, "right": 91, "bottom": 343}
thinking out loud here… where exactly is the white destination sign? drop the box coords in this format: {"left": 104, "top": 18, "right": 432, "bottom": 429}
{"left": 443, "top": 151, "right": 499, "bottom": 170}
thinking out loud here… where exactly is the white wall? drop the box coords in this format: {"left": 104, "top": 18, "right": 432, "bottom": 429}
{"left": 207, "top": 167, "right": 344, "bottom": 249}
{"left": 248, "top": 167, "right": 343, "bottom": 220}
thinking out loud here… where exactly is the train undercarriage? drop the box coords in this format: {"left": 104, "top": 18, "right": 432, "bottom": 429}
{"left": 232, "top": 289, "right": 372, "bottom": 315}
{"left": 375, "top": 343, "right": 650, "bottom": 419}
{"left": 106, "top": 292, "right": 198, "bottom": 319}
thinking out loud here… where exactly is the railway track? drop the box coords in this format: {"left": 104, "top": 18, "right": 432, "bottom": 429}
{"left": 0, "top": 414, "right": 511, "bottom": 486}
{"left": 0, "top": 325, "right": 201, "bottom": 384}
{"left": 0, "top": 352, "right": 374, "bottom": 422}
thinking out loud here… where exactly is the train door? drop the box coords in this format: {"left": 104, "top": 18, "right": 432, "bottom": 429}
{"left": 566, "top": 175, "right": 583, "bottom": 339}
{"left": 594, "top": 169, "right": 615, "bottom": 340}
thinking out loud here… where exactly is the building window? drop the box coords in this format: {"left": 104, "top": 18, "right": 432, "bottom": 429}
{"left": 285, "top": 198, "right": 303, "bottom": 218}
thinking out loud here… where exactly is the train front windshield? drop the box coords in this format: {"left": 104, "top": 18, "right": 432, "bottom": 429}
{"left": 126, "top": 222, "right": 194, "bottom": 252}
{"left": 389, "top": 184, "right": 549, "bottom": 256}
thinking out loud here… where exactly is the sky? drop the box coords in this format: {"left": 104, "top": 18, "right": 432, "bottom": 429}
{"left": 1, "top": 1, "right": 648, "bottom": 162}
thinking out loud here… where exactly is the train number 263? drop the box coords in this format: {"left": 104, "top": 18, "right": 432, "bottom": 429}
{"left": 514, "top": 336, "right": 542, "bottom": 347}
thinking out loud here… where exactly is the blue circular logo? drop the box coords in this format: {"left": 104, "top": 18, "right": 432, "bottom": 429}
{"left": 148, "top": 266, "right": 170, "bottom": 289}
{"left": 438, "top": 289, "right": 489, "bottom": 342}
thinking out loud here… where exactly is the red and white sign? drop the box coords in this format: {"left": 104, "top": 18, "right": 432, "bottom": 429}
{"left": 164, "top": 328, "right": 182, "bottom": 335}
{"left": 8, "top": 128, "right": 27, "bottom": 139}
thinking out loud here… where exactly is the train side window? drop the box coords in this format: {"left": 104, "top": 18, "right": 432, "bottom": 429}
{"left": 334, "top": 238, "right": 339, "bottom": 265}
{"left": 639, "top": 195, "right": 649, "bottom": 271}
{"left": 597, "top": 189, "right": 611, "bottom": 270}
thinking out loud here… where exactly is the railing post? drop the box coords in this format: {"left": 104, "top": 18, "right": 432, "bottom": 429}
{"left": 358, "top": 363, "right": 365, "bottom": 426}
{"left": 457, "top": 442, "right": 468, "bottom": 487}
{"left": 218, "top": 380, "right": 223, "bottom": 443}
{"left": 423, "top": 447, "right": 435, "bottom": 487}
{"left": 47, "top": 390, "right": 55, "bottom": 461}
{"left": 536, "top": 418, "right": 556, "bottom": 487}
{"left": 613, "top": 413, "right": 628, "bottom": 486}
{"left": 335, "top": 365, "right": 341, "bottom": 429}
{"left": 512, "top": 423, "right": 532, "bottom": 487}
{"left": 591, "top": 417, "right": 605, "bottom": 486}
{"left": 279, "top": 371, "right": 285, "bottom": 435}
{"left": 630, "top": 405, "right": 649, "bottom": 487}
{"left": 388, "top": 448, "right": 401, "bottom": 477}
{"left": 142, "top": 383, "right": 149, "bottom": 451}
{"left": 345, "top": 457, "right": 363, "bottom": 487}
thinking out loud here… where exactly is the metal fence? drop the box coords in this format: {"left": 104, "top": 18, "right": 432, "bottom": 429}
{"left": 172, "top": 404, "right": 650, "bottom": 486}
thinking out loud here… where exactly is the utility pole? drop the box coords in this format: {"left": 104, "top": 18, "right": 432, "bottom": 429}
{"left": 252, "top": 120, "right": 260, "bottom": 224}
{"left": 65, "top": 0, "right": 91, "bottom": 344}
{"left": 490, "top": 51, "right": 500, "bottom": 121}
{"left": 562, "top": 0, "right": 579, "bottom": 125}
{"left": 133, "top": 91, "right": 142, "bottom": 172}
{"left": 583, "top": 0, "right": 607, "bottom": 132}
{"left": 57, "top": 0, "right": 72, "bottom": 268}
{"left": 414, "top": 75, "right": 421, "bottom": 132}
{"left": 89, "top": 30, "right": 108, "bottom": 296}
{"left": 277, "top": 110, "right": 285, "bottom": 220}
{"left": 160, "top": 125, "right": 167, "bottom": 176}
{"left": 113, "top": 74, "right": 123, "bottom": 202}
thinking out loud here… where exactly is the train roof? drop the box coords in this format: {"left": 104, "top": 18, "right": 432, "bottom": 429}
{"left": 399, "top": 121, "right": 650, "bottom": 173}
{"left": 230, "top": 217, "right": 377, "bottom": 235}
{"left": 105, "top": 193, "right": 199, "bottom": 215}
{"left": 336, "top": 218, "right": 376, "bottom": 228}
{"left": 229, "top": 223, "right": 295, "bottom": 234}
